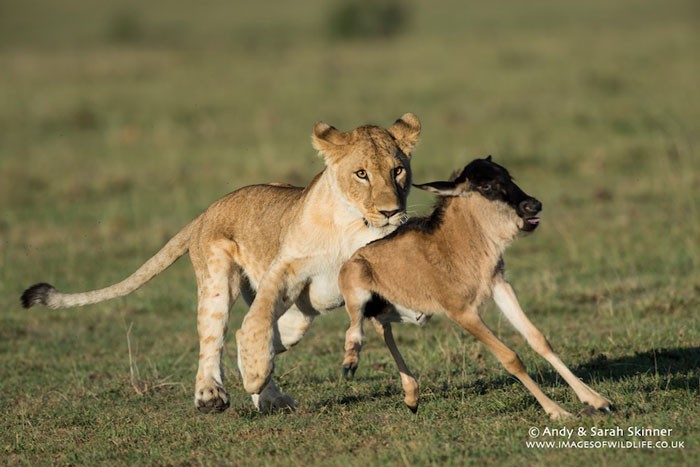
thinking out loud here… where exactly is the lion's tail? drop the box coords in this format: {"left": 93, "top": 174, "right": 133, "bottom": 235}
{"left": 21, "top": 216, "right": 200, "bottom": 310}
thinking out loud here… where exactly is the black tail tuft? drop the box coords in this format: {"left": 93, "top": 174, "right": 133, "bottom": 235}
{"left": 21, "top": 283, "right": 56, "bottom": 308}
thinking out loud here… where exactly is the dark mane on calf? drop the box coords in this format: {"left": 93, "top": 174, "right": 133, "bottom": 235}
{"left": 372, "top": 195, "right": 453, "bottom": 243}
{"left": 402, "top": 196, "right": 451, "bottom": 233}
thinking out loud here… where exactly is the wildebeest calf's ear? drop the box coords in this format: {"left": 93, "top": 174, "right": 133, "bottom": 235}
{"left": 413, "top": 180, "right": 465, "bottom": 196}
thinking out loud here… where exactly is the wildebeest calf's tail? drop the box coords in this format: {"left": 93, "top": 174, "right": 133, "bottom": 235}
{"left": 21, "top": 216, "right": 200, "bottom": 310}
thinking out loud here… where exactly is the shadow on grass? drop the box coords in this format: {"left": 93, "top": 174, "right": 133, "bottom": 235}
{"left": 573, "top": 346, "right": 700, "bottom": 391}
{"left": 313, "top": 346, "right": 699, "bottom": 410}
{"left": 309, "top": 386, "right": 402, "bottom": 412}
{"left": 459, "top": 346, "right": 699, "bottom": 392}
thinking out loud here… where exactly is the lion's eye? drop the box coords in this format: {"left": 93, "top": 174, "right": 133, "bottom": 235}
{"left": 355, "top": 169, "right": 368, "bottom": 180}
{"left": 394, "top": 166, "right": 404, "bottom": 177}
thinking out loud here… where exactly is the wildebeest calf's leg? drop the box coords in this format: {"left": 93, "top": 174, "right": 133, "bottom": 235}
{"left": 492, "top": 279, "right": 612, "bottom": 412}
{"left": 447, "top": 308, "right": 572, "bottom": 420}
{"left": 342, "top": 306, "right": 365, "bottom": 377}
{"left": 372, "top": 318, "right": 419, "bottom": 412}
{"left": 339, "top": 260, "right": 373, "bottom": 376}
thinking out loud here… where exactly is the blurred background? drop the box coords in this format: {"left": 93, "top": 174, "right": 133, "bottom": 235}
{"left": 1, "top": 0, "right": 698, "bottom": 288}
{"left": 1, "top": 1, "right": 699, "bottom": 463}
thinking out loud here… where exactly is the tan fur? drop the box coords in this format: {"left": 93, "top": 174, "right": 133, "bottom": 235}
{"left": 234, "top": 114, "right": 421, "bottom": 400}
{"left": 338, "top": 170, "right": 612, "bottom": 419}
{"left": 22, "top": 113, "right": 421, "bottom": 413}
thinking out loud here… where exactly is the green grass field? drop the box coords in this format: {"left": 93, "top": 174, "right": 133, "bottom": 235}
{"left": 1, "top": 0, "right": 698, "bottom": 464}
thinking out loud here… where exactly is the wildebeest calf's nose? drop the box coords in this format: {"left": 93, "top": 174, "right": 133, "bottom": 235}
{"left": 519, "top": 199, "right": 542, "bottom": 214}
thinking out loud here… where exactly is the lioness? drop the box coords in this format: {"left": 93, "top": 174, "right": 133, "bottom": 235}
{"left": 21, "top": 113, "right": 421, "bottom": 413}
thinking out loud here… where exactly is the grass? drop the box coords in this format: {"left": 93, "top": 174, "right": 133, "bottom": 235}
{"left": 1, "top": 0, "right": 699, "bottom": 465}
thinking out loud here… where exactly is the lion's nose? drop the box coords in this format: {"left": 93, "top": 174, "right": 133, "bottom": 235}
{"left": 379, "top": 209, "right": 401, "bottom": 219}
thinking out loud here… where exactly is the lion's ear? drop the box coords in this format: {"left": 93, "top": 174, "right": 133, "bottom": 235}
{"left": 388, "top": 113, "right": 421, "bottom": 156}
{"left": 312, "top": 122, "right": 351, "bottom": 162}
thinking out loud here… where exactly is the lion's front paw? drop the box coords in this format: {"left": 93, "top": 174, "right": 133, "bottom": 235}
{"left": 195, "top": 384, "right": 230, "bottom": 414}
{"left": 236, "top": 326, "right": 274, "bottom": 394}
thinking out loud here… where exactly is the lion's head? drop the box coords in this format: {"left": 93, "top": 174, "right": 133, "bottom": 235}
{"left": 311, "top": 113, "right": 421, "bottom": 229}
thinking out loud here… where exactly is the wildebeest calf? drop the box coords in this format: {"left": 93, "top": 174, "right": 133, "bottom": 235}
{"left": 338, "top": 156, "right": 612, "bottom": 419}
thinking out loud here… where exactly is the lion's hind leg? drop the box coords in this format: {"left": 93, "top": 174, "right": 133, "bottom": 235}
{"left": 192, "top": 239, "right": 238, "bottom": 413}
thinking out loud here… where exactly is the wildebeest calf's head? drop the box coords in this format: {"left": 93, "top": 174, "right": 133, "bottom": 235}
{"left": 414, "top": 156, "right": 542, "bottom": 232}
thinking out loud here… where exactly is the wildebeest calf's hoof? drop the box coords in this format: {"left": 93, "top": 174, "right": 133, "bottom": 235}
{"left": 579, "top": 403, "right": 613, "bottom": 417}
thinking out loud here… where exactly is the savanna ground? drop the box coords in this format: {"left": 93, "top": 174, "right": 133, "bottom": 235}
{"left": 1, "top": 0, "right": 698, "bottom": 465}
